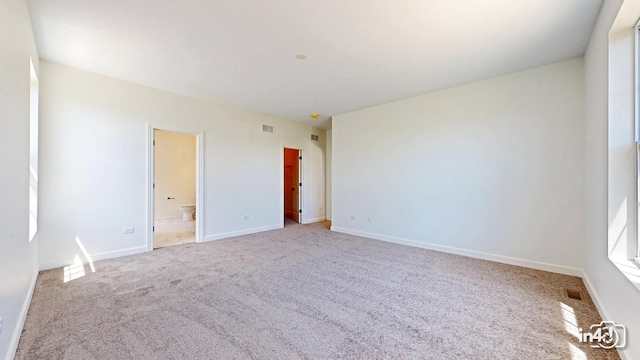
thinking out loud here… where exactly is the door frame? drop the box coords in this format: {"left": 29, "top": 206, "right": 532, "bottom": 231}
{"left": 281, "top": 145, "right": 304, "bottom": 227}
{"left": 146, "top": 122, "right": 204, "bottom": 251}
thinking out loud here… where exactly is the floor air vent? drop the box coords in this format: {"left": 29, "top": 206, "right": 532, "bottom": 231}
{"left": 564, "top": 288, "right": 583, "bottom": 301}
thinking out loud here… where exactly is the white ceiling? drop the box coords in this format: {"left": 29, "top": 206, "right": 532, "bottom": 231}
{"left": 29, "top": 0, "right": 603, "bottom": 129}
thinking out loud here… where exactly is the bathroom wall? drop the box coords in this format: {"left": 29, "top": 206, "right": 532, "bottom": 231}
{"left": 154, "top": 130, "right": 197, "bottom": 219}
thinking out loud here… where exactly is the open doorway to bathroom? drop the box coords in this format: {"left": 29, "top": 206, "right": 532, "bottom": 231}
{"left": 284, "top": 148, "right": 302, "bottom": 226}
{"left": 152, "top": 129, "right": 197, "bottom": 249}
{"left": 147, "top": 124, "right": 204, "bottom": 251}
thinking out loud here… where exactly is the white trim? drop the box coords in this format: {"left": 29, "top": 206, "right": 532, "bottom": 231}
{"left": 331, "top": 227, "right": 583, "bottom": 277}
{"left": 635, "top": 19, "right": 640, "bottom": 143}
{"left": 634, "top": 21, "right": 640, "bottom": 261}
{"left": 581, "top": 273, "right": 614, "bottom": 327}
{"left": 195, "top": 129, "right": 204, "bottom": 247}
{"left": 146, "top": 124, "right": 153, "bottom": 252}
{"left": 147, "top": 123, "right": 204, "bottom": 252}
{"left": 5, "top": 271, "right": 38, "bottom": 360}
{"left": 38, "top": 246, "right": 147, "bottom": 271}
{"left": 86, "top": 245, "right": 148, "bottom": 262}
{"left": 582, "top": 273, "right": 628, "bottom": 360}
{"left": 305, "top": 217, "right": 326, "bottom": 223}
{"left": 204, "top": 224, "right": 282, "bottom": 242}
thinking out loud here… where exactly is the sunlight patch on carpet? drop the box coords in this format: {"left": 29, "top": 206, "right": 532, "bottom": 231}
{"left": 63, "top": 255, "right": 85, "bottom": 283}
{"left": 567, "top": 343, "right": 587, "bottom": 360}
{"left": 560, "top": 302, "right": 580, "bottom": 339}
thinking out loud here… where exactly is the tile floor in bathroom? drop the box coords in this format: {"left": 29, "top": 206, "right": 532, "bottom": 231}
{"left": 154, "top": 218, "right": 195, "bottom": 248}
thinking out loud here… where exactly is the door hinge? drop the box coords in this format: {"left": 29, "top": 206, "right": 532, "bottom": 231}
{"left": 299, "top": 209, "right": 302, "bottom": 213}
{"left": 153, "top": 226, "right": 155, "bottom": 231}
{"left": 153, "top": 140, "right": 155, "bottom": 146}
{"left": 299, "top": 182, "right": 302, "bottom": 187}
{"left": 153, "top": 183, "right": 155, "bottom": 189}
{"left": 299, "top": 156, "right": 302, "bottom": 160}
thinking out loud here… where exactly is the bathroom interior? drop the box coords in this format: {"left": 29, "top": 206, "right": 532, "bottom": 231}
{"left": 283, "top": 148, "right": 301, "bottom": 225}
{"left": 153, "top": 129, "right": 197, "bottom": 248}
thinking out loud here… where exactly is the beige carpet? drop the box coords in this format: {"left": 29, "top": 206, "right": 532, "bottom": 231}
{"left": 17, "top": 221, "right": 619, "bottom": 359}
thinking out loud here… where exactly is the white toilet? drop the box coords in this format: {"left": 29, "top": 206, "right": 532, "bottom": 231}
{"left": 178, "top": 204, "right": 196, "bottom": 221}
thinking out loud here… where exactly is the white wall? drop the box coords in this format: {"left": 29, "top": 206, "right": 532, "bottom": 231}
{"left": 0, "top": 0, "right": 40, "bottom": 358}
{"left": 154, "top": 130, "right": 196, "bottom": 219}
{"left": 38, "top": 61, "right": 325, "bottom": 269}
{"left": 608, "top": 20, "right": 637, "bottom": 268}
{"left": 326, "top": 129, "right": 332, "bottom": 221}
{"left": 584, "top": 0, "right": 640, "bottom": 358}
{"left": 332, "top": 58, "right": 585, "bottom": 275}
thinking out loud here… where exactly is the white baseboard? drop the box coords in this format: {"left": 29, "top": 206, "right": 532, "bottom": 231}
{"left": 6, "top": 270, "right": 38, "bottom": 360}
{"left": 581, "top": 273, "right": 612, "bottom": 323}
{"left": 305, "top": 217, "right": 326, "bottom": 224}
{"left": 204, "top": 224, "right": 282, "bottom": 242}
{"left": 90, "top": 246, "right": 148, "bottom": 262}
{"left": 331, "top": 227, "right": 583, "bottom": 277}
{"left": 581, "top": 273, "right": 628, "bottom": 360}
{"left": 39, "top": 246, "right": 148, "bottom": 271}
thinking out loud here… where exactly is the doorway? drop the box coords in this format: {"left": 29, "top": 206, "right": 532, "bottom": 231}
{"left": 284, "top": 148, "right": 302, "bottom": 225}
{"left": 153, "top": 130, "right": 197, "bottom": 248}
{"left": 146, "top": 124, "right": 204, "bottom": 251}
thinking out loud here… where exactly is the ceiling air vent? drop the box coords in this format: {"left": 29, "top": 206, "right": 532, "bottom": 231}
{"left": 262, "top": 125, "right": 274, "bottom": 133}
{"left": 311, "top": 134, "right": 319, "bottom": 141}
